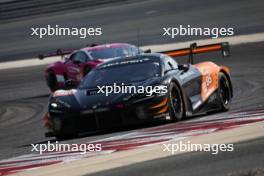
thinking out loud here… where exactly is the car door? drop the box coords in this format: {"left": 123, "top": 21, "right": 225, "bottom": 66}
{"left": 165, "top": 56, "right": 203, "bottom": 112}
{"left": 66, "top": 51, "right": 89, "bottom": 81}
{"left": 180, "top": 65, "right": 203, "bottom": 111}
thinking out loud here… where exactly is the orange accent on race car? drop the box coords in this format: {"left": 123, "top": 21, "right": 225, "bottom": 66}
{"left": 164, "top": 44, "right": 222, "bottom": 57}
{"left": 194, "top": 62, "right": 221, "bottom": 101}
{"left": 193, "top": 45, "right": 222, "bottom": 53}
{"left": 165, "top": 50, "right": 190, "bottom": 57}
{"left": 154, "top": 104, "right": 168, "bottom": 114}
{"left": 220, "top": 66, "right": 230, "bottom": 74}
{"left": 150, "top": 98, "right": 168, "bottom": 109}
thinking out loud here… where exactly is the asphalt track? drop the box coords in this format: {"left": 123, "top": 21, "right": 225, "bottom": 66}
{"left": 0, "top": 0, "right": 264, "bottom": 175}
{"left": 1, "top": 41, "right": 264, "bottom": 175}
{"left": 88, "top": 137, "right": 264, "bottom": 176}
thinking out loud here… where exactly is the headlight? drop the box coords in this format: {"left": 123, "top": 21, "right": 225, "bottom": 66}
{"left": 49, "top": 99, "right": 71, "bottom": 109}
{"left": 49, "top": 101, "right": 67, "bottom": 114}
{"left": 51, "top": 103, "right": 58, "bottom": 108}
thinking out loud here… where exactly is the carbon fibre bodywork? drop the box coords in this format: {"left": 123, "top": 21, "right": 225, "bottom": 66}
{"left": 44, "top": 53, "right": 233, "bottom": 137}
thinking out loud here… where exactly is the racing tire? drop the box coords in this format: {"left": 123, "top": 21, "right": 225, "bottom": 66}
{"left": 218, "top": 72, "right": 232, "bottom": 111}
{"left": 55, "top": 134, "right": 77, "bottom": 140}
{"left": 83, "top": 66, "right": 92, "bottom": 77}
{"left": 168, "top": 82, "right": 184, "bottom": 121}
{"left": 52, "top": 117, "right": 77, "bottom": 140}
{"left": 46, "top": 70, "right": 58, "bottom": 92}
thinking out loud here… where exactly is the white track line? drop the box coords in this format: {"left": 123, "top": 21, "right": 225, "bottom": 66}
{"left": 1, "top": 32, "right": 264, "bottom": 70}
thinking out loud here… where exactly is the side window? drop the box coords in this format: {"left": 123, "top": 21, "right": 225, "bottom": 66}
{"left": 115, "top": 47, "right": 129, "bottom": 57}
{"left": 168, "top": 57, "right": 178, "bottom": 69}
{"left": 164, "top": 58, "right": 174, "bottom": 73}
{"left": 70, "top": 51, "right": 89, "bottom": 63}
{"left": 130, "top": 46, "right": 141, "bottom": 56}
{"left": 124, "top": 46, "right": 133, "bottom": 57}
{"left": 116, "top": 46, "right": 138, "bottom": 57}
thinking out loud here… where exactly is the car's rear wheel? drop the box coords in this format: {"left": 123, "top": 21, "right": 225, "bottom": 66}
{"left": 168, "top": 82, "right": 184, "bottom": 121}
{"left": 218, "top": 73, "right": 231, "bottom": 111}
{"left": 46, "top": 70, "right": 57, "bottom": 91}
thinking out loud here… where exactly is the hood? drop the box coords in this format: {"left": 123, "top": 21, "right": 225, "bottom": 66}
{"left": 85, "top": 58, "right": 117, "bottom": 69}
{"left": 72, "top": 77, "right": 164, "bottom": 109}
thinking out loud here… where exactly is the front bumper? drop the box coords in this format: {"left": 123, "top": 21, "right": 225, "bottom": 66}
{"left": 47, "top": 95, "right": 169, "bottom": 134}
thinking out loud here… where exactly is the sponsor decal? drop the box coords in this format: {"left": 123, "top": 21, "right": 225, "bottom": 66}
{"left": 53, "top": 89, "right": 77, "bottom": 97}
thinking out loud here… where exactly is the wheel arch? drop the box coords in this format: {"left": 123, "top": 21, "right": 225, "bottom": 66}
{"left": 219, "top": 66, "right": 233, "bottom": 98}
{"left": 170, "top": 78, "right": 188, "bottom": 117}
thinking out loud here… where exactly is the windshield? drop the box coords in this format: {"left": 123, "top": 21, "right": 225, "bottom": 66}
{"left": 89, "top": 47, "right": 130, "bottom": 60}
{"left": 80, "top": 62, "right": 161, "bottom": 88}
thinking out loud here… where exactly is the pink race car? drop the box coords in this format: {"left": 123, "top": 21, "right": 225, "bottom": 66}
{"left": 40, "top": 43, "right": 143, "bottom": 91}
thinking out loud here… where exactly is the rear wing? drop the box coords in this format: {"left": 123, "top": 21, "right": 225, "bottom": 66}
{"left": 160, "top": 42, "right": 230, "bottom": 64}
{"left": 38, "top": 43, "right": 98, "bottom": 60}
{"left": 38, "top": 48, "right": 73, "bottom": 60}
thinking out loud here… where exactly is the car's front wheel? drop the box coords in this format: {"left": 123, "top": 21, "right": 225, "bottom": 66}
{"left": 52, "top": 117, "right": 77, "bottom": 140}
{"left": 46, "top": 70, "right": 58, "bottom": 92}
{"left": 83, "top": 66, "right": 92, "bottom": 77}
{"left": 168, "top": 82, "right": 184, "bottom": 121}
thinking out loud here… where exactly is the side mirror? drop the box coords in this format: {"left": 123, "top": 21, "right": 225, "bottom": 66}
{"left": 65, "top": 80, "right": 77, "bottom": 89}
{"left": 38, "top": 54, "right": 44, "bottom": 60}
{"left": 144, "top": 49, "right": 151, "bottom": 53}
{"left": 221, "top": 42, "right": 231, "bottom": 57}
{"left": 178, "top": 64, "right": 189, "bottom": 72}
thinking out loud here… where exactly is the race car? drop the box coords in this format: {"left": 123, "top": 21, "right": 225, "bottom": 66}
{"left": 43, "top": 42, "right": 233, "bottom": 139}
{"left": 40, "top": 43, "right": 143, "bottom": 91}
